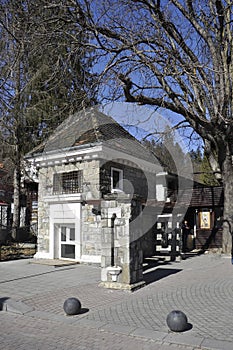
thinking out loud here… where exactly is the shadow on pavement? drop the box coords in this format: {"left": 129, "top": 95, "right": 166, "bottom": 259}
{"left": 0, "top": 297, "right": 9, "bottom": 310}
{"left": 143, "top": 257, "right": 175, "bottom": 272}
{"left": 79, "top": 308, "right": 89, "bottom": 315}
{"left": 143, "top": 267, "right": 182, "bottom": 285}
{"left": 186, "top": 323, "right": 193, "bottom": 331}
{"left": 180, "top": 250, "right": 203, "bottom": 260}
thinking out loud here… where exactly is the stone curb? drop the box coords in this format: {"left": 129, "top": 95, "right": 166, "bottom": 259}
{"left": 74, "top": 318, "right": 230, "bottom": 350}
{"left": 1, "top": 298, "right": 232, "bottom": 349}
{"left": 0, "top": 298, "right": 34, "bottom": 315}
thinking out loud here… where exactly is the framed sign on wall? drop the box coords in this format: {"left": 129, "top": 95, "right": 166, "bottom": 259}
{"left": 199, "top": 211, "right": 211, "bottom": 229}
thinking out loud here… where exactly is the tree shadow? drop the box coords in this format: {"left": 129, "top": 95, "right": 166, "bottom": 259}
{"left": 180, "top": 250, "right": 204, "bottom": 260}
{"left": 143, "top": 267, "right": 182, "bottom": 285}
{"left": 143, "top": 258, "right": 160, "bottom": 272}
{"left": 143, "top": 256, "right": 177, "bottom": 272}
{"left": 199, "top": 226, "right": 221, "bottom": 252}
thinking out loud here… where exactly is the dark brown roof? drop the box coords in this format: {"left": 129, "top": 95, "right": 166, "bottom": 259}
{"left": 189, "top": 186, "right": 223, "bottom": 207}
{"left": 168, "top": 186, "right": 224, "bottom": 208}
{"left": 27, "top": 107, "right": 159, "bottom": 165}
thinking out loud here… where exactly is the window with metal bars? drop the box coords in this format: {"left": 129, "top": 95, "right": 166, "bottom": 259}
{"left": 53, "top": 171, "right": 82, "bottom": 194}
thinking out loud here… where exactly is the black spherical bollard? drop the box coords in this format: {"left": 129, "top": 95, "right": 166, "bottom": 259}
{"left": 63, "top": 297, "right": 81, "bottom": 316}
{"left": 166, "top": 310, "right": 188, "bottom": 332}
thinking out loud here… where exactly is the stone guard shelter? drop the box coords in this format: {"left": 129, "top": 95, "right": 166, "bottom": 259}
{"left": 26, "top": 107, "right": 163, "bottom": 290}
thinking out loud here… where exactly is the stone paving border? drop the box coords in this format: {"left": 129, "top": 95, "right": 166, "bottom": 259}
{"left": 30, "top": 259, "right": 80, "bottom": 267}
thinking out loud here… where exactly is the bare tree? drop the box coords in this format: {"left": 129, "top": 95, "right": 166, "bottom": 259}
{"left": 0, "top": 0, "right": 97, "bottom": 238}
{"left": 74, "top": 0, "right": 233, "bottom": 253}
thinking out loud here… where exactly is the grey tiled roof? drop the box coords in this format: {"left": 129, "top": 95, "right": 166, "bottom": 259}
{"left": 28, "top": 107, "right": 158, "bottom": 165}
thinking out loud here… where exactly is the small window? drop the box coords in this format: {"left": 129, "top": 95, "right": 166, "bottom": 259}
{"left": 111, "top": 167, "right": 123, "bottom": 191}
{"left": 53, "top": 171, "right": 82, "bottom": 194}
{"left": 70, "top": 228, "right": 75, "bottom": 241}
{"left": 0, "top": 205, "right": 8, "bottom": 226}
{"left": 61, "top": 226, "right": 66, "bottom": 241}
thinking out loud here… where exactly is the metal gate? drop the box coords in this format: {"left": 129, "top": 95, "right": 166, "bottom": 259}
{"left": 154, "top": 214, "right": 181, "bottom": 261}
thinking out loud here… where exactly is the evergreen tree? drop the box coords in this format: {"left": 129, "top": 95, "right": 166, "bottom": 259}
{"left": 200, "top": 155, "right": 219, "bottom": 186}
{"left": 0, "top": 0, "right": 97, "bottom": 236}
{"left": 189, "top": 148, "right": 219, "bottom": 186}
{"left": 143, "top": 129, "right": 188, "bottom": 175}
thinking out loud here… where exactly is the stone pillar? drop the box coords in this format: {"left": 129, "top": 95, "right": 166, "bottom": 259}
{"left": 99, "top": 194, "right": 145, "bottom": 291}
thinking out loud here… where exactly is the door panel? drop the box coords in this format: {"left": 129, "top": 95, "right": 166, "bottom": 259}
{"left": 51, "top": 203, "right": 81, "bottom": 260}
{"left": 59, "top": 225, "right": 76, "bottom": 260}
{"left": 61, "top": 244, "right": 75, "bottom": 259}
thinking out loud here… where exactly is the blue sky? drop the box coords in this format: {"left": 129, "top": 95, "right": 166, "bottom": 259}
{"left": 99, "top": 102, "right": 203, "bottom": 153}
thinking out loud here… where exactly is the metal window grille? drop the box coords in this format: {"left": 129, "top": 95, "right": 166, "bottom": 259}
{"left": 53, "top": 171, "right": 82, "bottom": 194}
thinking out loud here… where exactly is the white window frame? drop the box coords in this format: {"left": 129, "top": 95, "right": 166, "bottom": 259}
{"left": 57, "top": 223, "right": 77, "bottom": 260}
{"left": 111, "top": 167, "right": 123, "bottom": 192}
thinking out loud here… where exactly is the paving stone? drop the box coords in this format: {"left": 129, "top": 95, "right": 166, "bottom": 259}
{"left": 201, "top": 338, "right": 233, "bottom": 350}
{"left": 0, "top": 254, "right": 233, "bottom": 349}
{"left": 100, "top": 322, "right": 135, "bottom": 335}
{"left": 1, "top": 298, "right": 34, "bottom": 314}
{"left": 165, "top": 332, "right": 204, "bottom": 348}
{"left": 131, "top": 328, "right": 167, "bottom": 341}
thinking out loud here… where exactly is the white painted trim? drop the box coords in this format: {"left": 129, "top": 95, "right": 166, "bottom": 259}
{"left": 27, "top": 142, "right": 160, "bottom": 173}
{"left": 27, "top": 144, "right": 103, "bottom": 166}
{"left": 157, "top": 214, "right": 173, "bottom": 218}
{"left": 80, "top": 255, "right": 101, "bottom": 263}
{"left": 44, "top": 193, "right": 82, "bottom": 203}
{"left": 156, "top": 171, "right": 168, "bottom": 176}
{"left": 49, "top": 203, "right": 81, "bottom": 260}
{"left": 111, "top": 167, "right": 123, "bottom": 191}
{"left": 34, "top": 252, "right": 52, "bottom": 259}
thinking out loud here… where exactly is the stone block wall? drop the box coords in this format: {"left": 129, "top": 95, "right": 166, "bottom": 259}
{"left": 36, "top": 160, "right": 100, "bottom": 258}
{"left": 100, "top": 194, "right": 156, "bottom": 290}
{"left": 100, "top": 160, "right": 156, "bottom": 199}
{"left": 81, "top": 202, "right": 102, "bottom": 259}
{"left": 100, "top": 195, "right": 131, "bottom": 285}
{"left": 36, "top": 157, "right": 157, "bottom": 269}
{"left": 38, "top": 160, "right": 100, "bottom": 199}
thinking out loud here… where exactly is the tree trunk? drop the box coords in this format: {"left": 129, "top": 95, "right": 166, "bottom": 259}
{"left": 12, "top": 166, "right": 21, "bottom": 240}
{"left": 221, "top": 154, "right": 233, "bottom": 254}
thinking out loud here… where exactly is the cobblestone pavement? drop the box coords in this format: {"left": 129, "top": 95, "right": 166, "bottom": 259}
{"left": 0, "top": 253, "right": 233, "bottom": 349}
